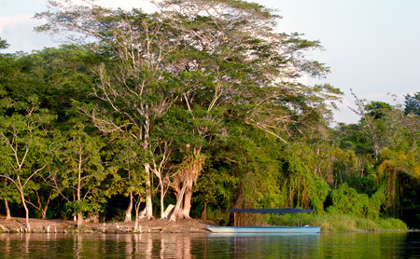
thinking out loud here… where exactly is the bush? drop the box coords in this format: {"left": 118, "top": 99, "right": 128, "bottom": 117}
{"left": 326, "top": 183, "right": 386, "bottom": 220}
{"left": 326, "top": 183, "right": 369, "bottom": 217}
{"left": 378, "top": 218, "right": 408, "bottom": 230}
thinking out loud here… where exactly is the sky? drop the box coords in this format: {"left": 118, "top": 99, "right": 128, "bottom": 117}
{"left": 1, "top": 0, "right": 419, "bottom": 124}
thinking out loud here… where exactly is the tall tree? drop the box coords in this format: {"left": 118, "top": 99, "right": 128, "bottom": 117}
{"left": 37, "top": 0, "right": 340, "bottom": 220}
{"left": 350, "top": 93, "right": 390, "bottom": 159}
{"left": 37, "top": 1, "right": 190, "bottom": 219}
{"left": 0, "top": 99, "right": 54, "bottom": 231}
{"left": 157, "top": 0, "right": 340, "bottom": 218}
{"left": 0, "top": 165, "right": 21, "bottom": 220}
{"left": 60, "top": 122, "right": 105, "bottom": 228}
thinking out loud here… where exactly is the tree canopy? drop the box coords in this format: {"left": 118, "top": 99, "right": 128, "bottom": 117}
{"left": 0, "top": 0, "right": 418, "bottom": 231}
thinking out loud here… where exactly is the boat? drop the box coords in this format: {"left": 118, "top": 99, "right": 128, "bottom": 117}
{"left": 206, "top": 225, "right": 320, "bottom": 233}
{"left": 206, "top": 208, "right": 320, "bottom": 233}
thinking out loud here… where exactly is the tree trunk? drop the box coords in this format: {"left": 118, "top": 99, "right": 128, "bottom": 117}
{"left": 201, "top": 201, "right": 208, "bottom": 220}
{"left": 160, "top": 178, "right": 165, "bottom": 218}
{"left": 170, "top": 183, "right": 186, "bottom": 221}
{"left": 142, "top": 116, "right": 154, "bottom": 220}
{"left": 142, "top": 163, "right": 154, "bottom": 219}
{"left": 41, "top": 207, "right": 47, "bottom": 220}
{"left": 182, "top": 188, "right": 193, "bottom": 219}
{"left": 181, "top": 148, "right": 203, "bottom": 220}
{"left": 134, "top": 194, "right": 142, "bottom": 232}
{"left": 3, "top": 198, "right": 11, "bottom": 220}
{"left": 77, "top": 213, "right": 83, "bottom": 228}
{"left": 124, "top": 191, "right": 133, "bottom": 222}
{"left": 20, "top": 191, "right": 30, "bottom": 232}
{"left": 76, "top": 153, "right": 84, "bottom": 228}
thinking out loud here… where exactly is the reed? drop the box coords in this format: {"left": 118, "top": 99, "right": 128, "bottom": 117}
{"left": 269, "top": 213, "right": 408, "bottom": 232}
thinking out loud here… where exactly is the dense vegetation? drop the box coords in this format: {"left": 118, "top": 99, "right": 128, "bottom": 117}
{"left": 0, "top": 0, "right": 419, "bottom": 231}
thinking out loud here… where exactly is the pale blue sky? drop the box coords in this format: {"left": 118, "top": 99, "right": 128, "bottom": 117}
{"left": 1, "top": 0, "right": 419, "bottom": 124}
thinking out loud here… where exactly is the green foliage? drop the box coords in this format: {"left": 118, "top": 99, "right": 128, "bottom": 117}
{"left": 0, "top": 38, "right": 9, "bottom": 49}
{"left": 327, "top": 183, "right": 386, "bottom": 220}
{"left": 365, "top": 101, "right": 393, "bottom": 119}
{"left": 228, "top": 130, "right": 283, "bottom": 211}
{"left": 327, "top": 183, "right": 369, "bottom": 217}
{"left": 271, "top": 213, "right": 407, "bottom": 232}
{"left": 332, "top": 148, "right": 358, "bottom": 187}
{"left": 0, "top": 179, "right": 20, "bottom": 204}
{"left": 280, "top": 142, "right": 331, "bottom": 212}
{"left": 60, "top": 122, "right": 107, "bottom": 201}
{"left": 404, "top": 92, "right": 420, "bottom": 115}
{"left": 205, "top": 205, "right": 230, "bottom": 226}
{"left": 0, "top": 0, "right": 418, "bottom": 230}
{"left": 377, "top": 218, "right": 408, "bottom": 230}
{"left": 65, "top": 199, "right": 103, "bottom": 218}
{"left": 334, "top": 123, "right": 372, "bottom": 155}
{"left": 309, "top": 177, "right": 330, "bottom": 213}
{"left": 194, "top": 168, "right": 237, "bottom": 209}
{"left": 367, "top": 185, "right": 386, "bottom": 219}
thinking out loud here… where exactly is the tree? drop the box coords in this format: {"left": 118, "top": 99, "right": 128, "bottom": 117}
{"left": 0, "top": 173, "right": 20, "bottom": 220}
{"left": 404, "top": 92, "right": 420, "bottom": 116}
{"left": 37, "top": 1, "right": 191, "bottom": 219}
{"left": 157, "top": 0, "right": 340, "bottom": 218}
{"left": 37, "top": 0, "right": 341, "bottom": 221}
{"left": 105, "top": 132, "right": 148, "bottom": 222}
{"left": 60, "top": 122, "right": 106, "bottom": 228}
{"left": 0, "top": 99, "right": 54, "bottom": 231}
{"left": 25, "top": 181, "right": 56, "bottom": 219}
{"left": 194, "top": 168, "right": 237, "bottom": 220}
{"left": 365, "top": 101, "right": 393, "bottom": 119}
{"left": 350, "top": 93, "right": 392, "bottom": 159}
{"left": 170, "top": 150, "right": 205, "bottom": 220}
{"left": 0, "top": 38, "right": 9, "bottom": 50}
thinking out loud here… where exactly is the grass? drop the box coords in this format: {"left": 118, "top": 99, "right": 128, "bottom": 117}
{"left": 269, "top": 213, "right": 408, "bottom": 232}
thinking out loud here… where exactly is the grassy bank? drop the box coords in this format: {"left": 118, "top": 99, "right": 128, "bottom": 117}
{"left": 270, "top": 213, "right": 408, "bottom": 232}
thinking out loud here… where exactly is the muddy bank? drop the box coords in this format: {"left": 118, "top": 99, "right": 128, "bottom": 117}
{"left": 0, "top": 216, "right": 212, "bottom": 233}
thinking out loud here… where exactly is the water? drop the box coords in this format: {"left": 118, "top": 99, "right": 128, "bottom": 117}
{"left": 0, "top": 232, "right": 419, "bottom": 258}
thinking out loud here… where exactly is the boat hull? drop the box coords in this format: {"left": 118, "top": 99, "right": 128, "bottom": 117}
{"left": 207, "top": 225, "right": 320, "bottom": 233}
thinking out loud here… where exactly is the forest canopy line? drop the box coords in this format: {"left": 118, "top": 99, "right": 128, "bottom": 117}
{"left": 0, "top": 0, "right": 419, "bottom": 231}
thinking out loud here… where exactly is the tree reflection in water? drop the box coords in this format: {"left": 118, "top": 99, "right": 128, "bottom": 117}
{"left": 0, "top": 232, "right": 419, "bottom": 258}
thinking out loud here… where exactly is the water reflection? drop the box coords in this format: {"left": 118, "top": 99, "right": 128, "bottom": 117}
{"left": 208, "top": 233, "right": 321, "bottom": 258}
{"left": 0, "top": 232, "right": 419, "bottom": 258}
{"left": 0, "top": 233, "right": 207, "bottom": 259}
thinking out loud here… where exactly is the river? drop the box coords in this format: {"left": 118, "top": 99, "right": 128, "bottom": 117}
{"left": 0, "top": 232, "right": 419, "bottom": 258}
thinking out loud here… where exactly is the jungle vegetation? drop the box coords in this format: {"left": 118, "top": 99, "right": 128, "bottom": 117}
{"left": 0, "top": 0, "right": 419, "bottom": 231}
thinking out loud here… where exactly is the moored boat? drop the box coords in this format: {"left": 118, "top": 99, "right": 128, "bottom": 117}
{"left": 206, "top": 225, "right": 320, "bottom": 233}
{"left": 206, "top": 208, "right": 321, "bottom": 233}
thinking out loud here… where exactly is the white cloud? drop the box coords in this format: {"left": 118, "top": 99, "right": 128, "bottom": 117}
{"left": 0, "top": 0, "right": 157, "bottom": 53}
{"left": 332, "top": 95, "right": 359, "bottom": 125}
{"left": 57, "top": 0, "right": 157, "bottom": 12}
{"left": 0, "top": 15, "right": 58, "bottom": 53}
{"left": 331, "top": 91, "right": 407, "bottom": 125}
{"left": 95, "top": 0, "right": 156, "bottom": 11}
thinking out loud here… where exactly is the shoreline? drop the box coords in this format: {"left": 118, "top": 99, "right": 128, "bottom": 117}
{"left": 0, "top": 216, "right": 212, "bottom": 234}
{"left": 0, "top": 216, "right": 415, "bottom": 234}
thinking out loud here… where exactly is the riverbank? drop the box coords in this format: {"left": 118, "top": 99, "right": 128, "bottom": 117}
{"left": 0, "top": 215, "right": 413, "bottom": 234}
{"left": 0, "top": 216, "right": 212, "bottom": 233}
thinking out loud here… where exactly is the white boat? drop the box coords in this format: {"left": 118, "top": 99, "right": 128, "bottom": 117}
{"left": 206, "top": 208, "right": 321, "bottom": 234}
{"left": 206, "top": 225, "right": 320, "bottom": 233}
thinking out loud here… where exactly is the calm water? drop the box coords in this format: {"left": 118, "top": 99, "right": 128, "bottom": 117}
{"left": 0, "top": 232, "right": 419, "bottom": 258}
